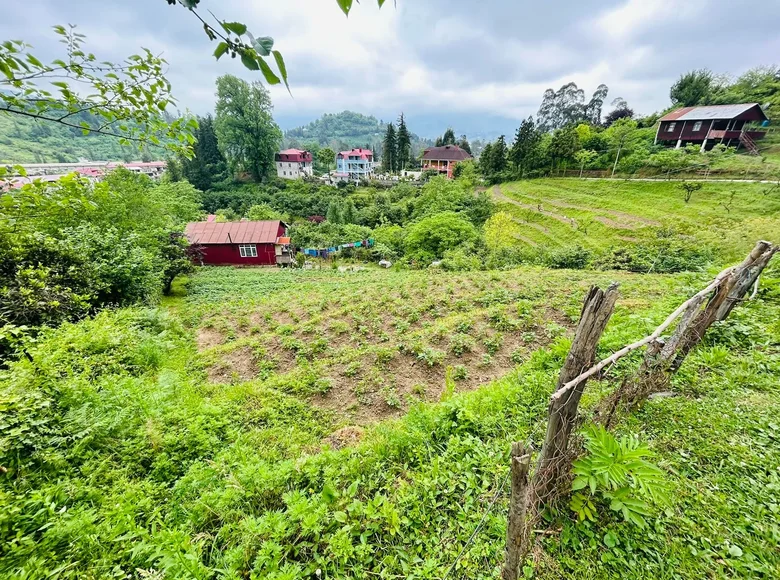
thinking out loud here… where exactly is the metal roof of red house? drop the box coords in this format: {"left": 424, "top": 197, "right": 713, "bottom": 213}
{"left": 185, "top": 220, "right": 284, "bottom": 245}
{"left": 659, "top": 103, "right": 766, "bottom": 122}
{"left": 279, "top": 148, "right": 308, "bottom": 155}
{"left": 422, "top": 145, "right": 472, "bottom": 161}
{"left": 338, "top": 148, "right": 373, "bottom": 159}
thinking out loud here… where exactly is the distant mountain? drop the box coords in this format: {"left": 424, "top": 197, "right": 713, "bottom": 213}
{"left": 281, "top": 110, "right": 432, "bottom": 158}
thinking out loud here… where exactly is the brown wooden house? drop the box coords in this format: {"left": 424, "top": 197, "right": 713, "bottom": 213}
{"left": 655, "top": 103, "right": 769, "bottom": 153}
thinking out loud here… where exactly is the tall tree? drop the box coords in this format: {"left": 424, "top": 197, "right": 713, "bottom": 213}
{"left": 509, "top": 117, "right": 542, "bottom": 176}
{"left": 214, "top": 75, "right": 282, "bottom": 182}
{"left": 382, "top": 123, "right": 397, "bottom": 172}
{"left": 181, "top": 115, "right": 227, "bottom": 191}
{"left": 396, "top": 113, "right": 412, "bottom": 170}
{"left": 670, "top": 69, "right": 716, "bottom": 107}
{"left": 585, "top": 84, "right": 609, "bottom": 125}
{"left": 436, "top": 127, "right": 457, "bottom": 146}
{"left": 548, "top": 126, "right": 580, "bottom": 173}
{"left": 537, "top": 82, "right": 586, "bottom": 132}
{"left": 457, "top": 135, "right": 472, "bottom": 154}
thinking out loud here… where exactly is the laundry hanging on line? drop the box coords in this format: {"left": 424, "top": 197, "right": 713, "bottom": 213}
{"left": 300, "top": 238, "right": 375, "bottom": 257}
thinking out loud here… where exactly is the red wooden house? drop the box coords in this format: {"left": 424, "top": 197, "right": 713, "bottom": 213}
{"left": 184, "top": 220, "right": 289, "bottom": 266}
{"left": 655, "top": 103, "right": 769, "bottom": 153}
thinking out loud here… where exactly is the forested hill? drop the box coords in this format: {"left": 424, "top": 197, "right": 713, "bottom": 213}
{"left": 0, "top": 113, "right": 165, "bottom": 164}
{"left": 283, "top": 110, "right": 432, "bottom": 153}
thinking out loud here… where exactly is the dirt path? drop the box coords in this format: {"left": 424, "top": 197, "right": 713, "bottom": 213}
{"left": 493, "top": 186, "right": 578, "bottom": 229}
{"left": 513, "top": 233, "right": 539, "bottom": 247}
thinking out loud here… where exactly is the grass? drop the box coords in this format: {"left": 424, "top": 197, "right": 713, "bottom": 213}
{"left": 1, "top": 179, "right": 779, "bottom": 578}
{"left": 496, "top": 178, "right": 780, "bottom": 264}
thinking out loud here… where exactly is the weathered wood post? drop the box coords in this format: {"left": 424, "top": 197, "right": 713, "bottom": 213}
{"left": 502, "top": 283, "right": 619, "bottom": 579}
{"left": 501, "top": 443, "right": 531, "bottom": 580}
{"left": 610, "top": 240, "right": 776, "bottom": 410}
{"left": 533, "top": 283, "right": 619, "bottom": 501}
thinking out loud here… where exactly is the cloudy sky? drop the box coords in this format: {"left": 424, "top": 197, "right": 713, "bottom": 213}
{"left": 3, "top": 0, "right": 778, "bottom": 138}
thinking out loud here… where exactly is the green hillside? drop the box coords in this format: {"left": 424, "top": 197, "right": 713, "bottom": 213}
{"left": 283, "top": 110, "right": 432, "bottom": 156}
{"left": 0, "top": 113, "right": 158, "bottom": 163}
{"left": 494, "top": 178, "right": 780, "bottom": 265}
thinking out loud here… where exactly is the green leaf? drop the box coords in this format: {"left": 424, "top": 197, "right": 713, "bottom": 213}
{"left": 272, "top": 50, "right": 289, "bottom": 91}
{"left": 571, "top": 476, "right": 587, "bottom": 491}
{"left": 213, "top": 42, "right": 229, "bottom": 60}
{"left": 26, "top": 54, "right": 44, "bottom": 68}
{"left": 603, "top": 531, "right": 618, "bottom": 548}
{"left": 257, "top": 57, "right": 281, "bottom": 85}
{"left": 252, "top": 37, "right": 274, "bottom": 56}
{"left": 240, "top": 53, "right": 259, "bottom": 71}
{"left": 333, "top": 511, "right": 348, "bottom": 523}
{"left": 728, "top": 545, "right": 743, "bottom": 558}
{"left": 221, "top": 21, "right": 247, "bottom": 36}
{"left": 337, "top": 0, "right": 353, "bottom": 16}
{"left": 0, "top": 60, "right": 11, "bottom": 80}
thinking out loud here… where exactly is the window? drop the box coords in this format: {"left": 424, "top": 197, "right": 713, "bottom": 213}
{"left": 283, "top": 171, "right": 286, "bottom": 175}
{"left": 692, "top": 121, "right": 703, "bottom": 132}
{"left": 288, "top": 163, "right": 291, "bottom": 167}
{"left": 239, "top": 244, "right": 257, "bottom": 258}
{"left": 666, "top": 122, "right": 676, "bottom": 132}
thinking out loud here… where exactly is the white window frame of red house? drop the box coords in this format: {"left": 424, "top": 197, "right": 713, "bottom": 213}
{"left": 239, "top": 244, "right": 257, "bottom": 258}
{"left": 692, "top": 121, "right": 703, "bottom": 132}
{"left": 667, "top": 122, "right": 676, "bottom": 132}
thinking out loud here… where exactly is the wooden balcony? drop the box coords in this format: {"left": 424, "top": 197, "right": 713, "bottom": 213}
{"left": 707, "top": 129, "right": 767, "bottom": 141}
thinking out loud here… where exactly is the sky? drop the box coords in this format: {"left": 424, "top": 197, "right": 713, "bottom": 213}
{"left": 3, "top": 0, "right": 779, "bottom": 139}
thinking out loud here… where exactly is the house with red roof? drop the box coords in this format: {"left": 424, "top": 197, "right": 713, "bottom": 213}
{"left": 421, "top": 144, "right": 472, "bottom": 178}
{"left": 335, "top": 148, "right": 375, "bottom": 181}
{"left": 655, "top": 103, "right": 769, "bottom": 153}
{"left": 275, "top": 149, "right": 313, "bottom": 179}
{"left": 184, "top": 220, "right": 291, "bottom": 266}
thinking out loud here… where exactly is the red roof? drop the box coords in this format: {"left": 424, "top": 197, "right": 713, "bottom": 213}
{"left": 422, "top": 145, "right": 472, "bottom": 161}
{"left": 276, "top": 149, "right": 312, "bottom": 162}
{"left": 185, "top": 220, "right": 284, "bottom": 245}
{"left": 338, "top": 148, "right": 373, "bottom": 159}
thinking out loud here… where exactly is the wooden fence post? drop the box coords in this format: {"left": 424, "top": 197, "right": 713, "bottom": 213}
{"left": 533, "top": 283, "right": 619, "bottom": 502}
{"left": 501, "top": 443, "right": 531, "bottom": 580}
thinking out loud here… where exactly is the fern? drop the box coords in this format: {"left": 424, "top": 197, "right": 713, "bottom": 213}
{"left": 570, "top": 425, "right": 668, "bottom": 527}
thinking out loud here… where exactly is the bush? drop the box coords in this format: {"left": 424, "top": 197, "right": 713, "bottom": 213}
{"left": 404, "top": 211, "right": 478, "bottom": 264}
{"left": 596, "top": 238, "right": 712, "bottom": 273}
{"left": 545, "top": 245, "right": 592, "bottom": 269}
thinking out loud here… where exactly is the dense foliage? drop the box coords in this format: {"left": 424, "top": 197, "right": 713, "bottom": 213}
{"left": 0, "top": 169, "right": 201, "bottom": 359}
{"left": 1, "top": 263, "right": 777, "bottom": 578}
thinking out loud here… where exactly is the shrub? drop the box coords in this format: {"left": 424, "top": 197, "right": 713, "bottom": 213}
{"left": 545, "top": 245, "right": 591, "bottom": 270}
{"left": 404, "top": 212, "right": 478, "bottom": 263}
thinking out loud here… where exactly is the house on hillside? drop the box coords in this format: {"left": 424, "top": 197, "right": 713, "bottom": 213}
{"left": 275, "top": 149, "right": 313, "bottom": 179}
{"left": 184, "top": 220, "right": 291, "bottom": 266}
{"left": 335, "top": 148, "right": 375, "bottom": 181}
{"left": 421, "top": 145, "right": 472, "bottom": 178}
{"left": 655, "top": 103, "right": 769, "bottom": 153}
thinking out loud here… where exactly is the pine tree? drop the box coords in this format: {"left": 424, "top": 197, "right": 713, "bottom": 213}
{"left": 181, "top": 114, "right": 227, "bottom": 191}
{"left": 492, "top": 135, "right": 508, "bottom": 173}
{"left": 457, "top": 135, "right": 471, "bottom": 154}
{"left": 396, "top": 112, "right": 411, "bottom": 171}
{"left": 509, "top": 116, "right": 541, "bottom": 176}
{"left": 382, "top": 123, "right": 396, "bottom": 173}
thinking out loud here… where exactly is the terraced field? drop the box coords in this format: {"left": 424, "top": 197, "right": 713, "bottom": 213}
{"left": 496, "top": 178, "right": 780, "bottom": 263}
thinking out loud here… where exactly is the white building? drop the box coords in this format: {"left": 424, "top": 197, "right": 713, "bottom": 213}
{"left": 275, "top": 149, "right": 313, "bottom": 179}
